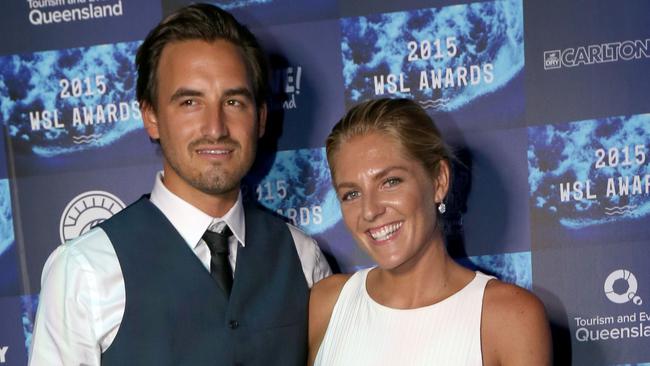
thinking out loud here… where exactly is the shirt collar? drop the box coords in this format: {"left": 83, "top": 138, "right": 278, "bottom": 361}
{"left": 149, "top": 171, "right": 246, "bottom": 249}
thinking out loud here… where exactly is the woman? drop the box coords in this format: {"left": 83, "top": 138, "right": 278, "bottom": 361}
{"left": 309, "top": 98, "right": 551, "bottom": 365}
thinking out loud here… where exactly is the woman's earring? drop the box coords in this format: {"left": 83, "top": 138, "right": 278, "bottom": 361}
{"left": 437, "top": 202, "right": 446, "bottom": 214}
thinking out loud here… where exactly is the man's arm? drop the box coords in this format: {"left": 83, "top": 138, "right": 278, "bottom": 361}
{"left": 29, "top": 244, "right": 102, "bottom": 366}
{"left": 287, "top": 225, "right": 332, "bottom": 287}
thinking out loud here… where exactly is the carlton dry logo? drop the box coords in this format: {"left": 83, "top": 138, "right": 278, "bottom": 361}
{"left": 543, "top": 50, "right": 561, "bottom": 70}
{"left": 543, "top": 38, "right": 650, "bottom": 70}
{"left": 340, "top": 0, "right": 523, "bottom": 112}
{"left": 59, "top": 190, "right": 125, "bottom": 243}
{"left": 0, "top": 346, "right": 7, "bottom": 364}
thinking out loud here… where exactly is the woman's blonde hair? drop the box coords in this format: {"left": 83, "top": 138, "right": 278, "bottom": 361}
{"left": 326, "top": 98, "right": 453, "bottom": 183}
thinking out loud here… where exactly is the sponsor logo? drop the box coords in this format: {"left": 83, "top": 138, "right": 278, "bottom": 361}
{"left": 604, "top": 269, "right": 643, "bottom": 305}
{"left": 271, "top": 66, "right": 302, "bottom": 110}
{"left": 543, "top": 38, "right": 650, "bottom": 70}
{"left": 543, "top": 50, "right": 561, "bottom": 70}
{"left": 0, "top": 346, "right": 7, "bottom": 364}
{"left": 26, "top": 0, "right": 125, "bottom": 26}
{"left": 572, "top": 268, "right": 650, "bottom": 343}
{"left": 59, "top": 190, "right": 125, "bottom": 243}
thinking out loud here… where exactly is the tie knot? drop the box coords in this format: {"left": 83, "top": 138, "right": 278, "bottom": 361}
{"left": 203, "top": 225, "right": 232, "bottom": 254}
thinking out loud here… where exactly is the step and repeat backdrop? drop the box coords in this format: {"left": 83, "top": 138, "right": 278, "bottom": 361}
{"left": 1, "top": 0, "right": 649, "bottom": 364}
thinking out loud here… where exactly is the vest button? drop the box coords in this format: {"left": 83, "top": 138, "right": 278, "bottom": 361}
{"left": 229, "top": 320, "right": 239, "bottom": 329}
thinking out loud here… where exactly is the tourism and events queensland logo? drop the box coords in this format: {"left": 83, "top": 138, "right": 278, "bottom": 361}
{"left": 0, "top": 41, "right": 141, "bottom": 159}
{"left": 26, "top": 0, "right": 125, "bottom": 26}
{"left": 604, "top": 269, "right": 642, "bottom": 306}
{"left": 572, "top": 268, "right": 649, "bottom": 345}
{"left": 340, "top": 0, "right": 523, "bottom": 112}
{"left": 528, "top": 114, "right": 650, "bottom": 229}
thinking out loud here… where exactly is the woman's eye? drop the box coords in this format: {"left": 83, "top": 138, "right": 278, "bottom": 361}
{"left": 384, "top": 177, "right": 402, "bottom": 187}
{"left": 341, "top": 190, "right": 360, "bottom": 201}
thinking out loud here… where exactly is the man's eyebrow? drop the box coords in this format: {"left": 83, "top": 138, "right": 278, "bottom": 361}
{"left": 222, "top": 87, "right": 254, "bottom": 101}
{"left": 169, "top": 88, "right": 203, "bottom": 103}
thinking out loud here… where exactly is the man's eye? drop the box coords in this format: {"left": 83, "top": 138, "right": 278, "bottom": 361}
{"left": 181, "top": 99, "right": 196, "bottom": 107}
{"left": 341, "top": 190, "right": 360, "bottom": 201}
{"left": 226, "top": 99, "right": 243, "bottom": 107}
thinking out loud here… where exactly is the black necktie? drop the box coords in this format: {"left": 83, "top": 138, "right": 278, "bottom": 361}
{"left": 202, "top": 225, "right": 233, "bottom": 296}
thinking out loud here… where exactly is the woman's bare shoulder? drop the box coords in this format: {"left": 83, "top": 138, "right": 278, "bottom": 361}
{"left": 308, "top": 273, "right": 354, "bottom": 365}
{"left": 311, "top": 273, "right": 353, "bottom": 300}
{"left": 481, "top": 279, "right": 552, "bottom": 366}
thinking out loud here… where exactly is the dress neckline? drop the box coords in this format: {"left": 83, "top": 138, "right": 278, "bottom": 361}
{"left": 361, "top": 267, "right": 483, "bottom": 312}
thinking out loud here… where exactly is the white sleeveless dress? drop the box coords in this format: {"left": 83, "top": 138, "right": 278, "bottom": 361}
{"left": 314, "top": 268, "right": 493, "bottom": 366}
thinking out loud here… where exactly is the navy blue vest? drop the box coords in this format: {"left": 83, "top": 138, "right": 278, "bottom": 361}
{"left": 99, "top": 197, "right": 309, "bottom": 366}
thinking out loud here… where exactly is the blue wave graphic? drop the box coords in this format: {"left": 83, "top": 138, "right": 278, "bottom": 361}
{"left": 210, "top": 0, "right": 272, "bottom": 10}
{"left": 21, "top": 294, "right": 39, "bottom": 356}
{"left": 0, "top": 179, "right": 14, "bottom": 256}
{"left": 340, "top": 0, "right": 523, "bottom": 110}
{"left": 528, "top": 114, "right": 650, "bottom": 228}
{"left": 459, "top": 251, "right": 532, "bottom": 289}
{"left": 246, "top": 147, "right": 340, "bottom": 235}
{"left": 0, "top": 42, "right": 141, "bottom": 157}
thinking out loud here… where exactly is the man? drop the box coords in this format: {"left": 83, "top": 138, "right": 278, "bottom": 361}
{"left": 29, "top": 4, "right": 331, "bottom": 365}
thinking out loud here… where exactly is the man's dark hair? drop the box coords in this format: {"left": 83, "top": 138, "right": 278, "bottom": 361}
{"left": 136, "top": 3, "right": 269, "bottom": 110}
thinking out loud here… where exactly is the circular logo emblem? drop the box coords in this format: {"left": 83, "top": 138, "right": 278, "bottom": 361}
{"left": 59, "top": 191, "right": 125, "bottom": 243}
{"left": 604, "top": 269, "right": 642, "bottom": 305}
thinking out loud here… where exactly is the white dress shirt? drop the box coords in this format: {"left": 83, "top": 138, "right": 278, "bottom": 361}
{"left": 28, "top": 172, "right": 332, "bottom": 366}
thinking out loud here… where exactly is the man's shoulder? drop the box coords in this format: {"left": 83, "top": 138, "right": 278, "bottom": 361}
{"left": 101, "top": 195, "right": 153, "bottom": 223}
{"left": 46, "top": 226, "right": 114, "bottom": 275}
{"left": 60, "top": 195, "right": 151, "bottom": 255}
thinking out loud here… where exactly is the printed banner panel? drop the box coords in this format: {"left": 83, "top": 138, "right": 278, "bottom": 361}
{"left": 0, "top": 0, "right": 161, "bottom": 56}
{"left": 339, "top": 0, "right": 483, "bottom": 17}
{"left": 0, "top": 179, "right": 20, "bottom": 297}
{"left": 162, "top": 0, "right": 338, "bottom": 26}
{"left": 0, "top": 126, "right": 21, "bottom": 297}
{"left": 447, "top": 126, "right": 531, "bottom": 257}
{"left": 0, "top": 42, "right": 158, "bottom": 178}
{"left": 14, "top": 162, "right": 161, "bottom": 294}
{"left": 244, "top": 147, "right": 339, "bottom": 237}
{"left": 459, "top": 251, "right": 531, "bottom": 289}
{"left": 532, "top": 240, "right": 650, "bottom": 364}
{"left": 528, "top": 114, "right": 650, "bottom": 249}
{"left": 253, "top": 19, "right": 346, "bottom": 151}
{"left": 340, "top": 0, "right": 524, "bottom": 132}
{"left": 0, "top": 296, "right": 29, "bottom": 365}
{"left": 524, "top": 0, "right": 650, "bottom": 126}
{"left": 244, "top": 147, "right": 372, "bottom": 271}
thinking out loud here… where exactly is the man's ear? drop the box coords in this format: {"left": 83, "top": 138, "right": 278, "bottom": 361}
{"left": 434, "top": 160, "right": 451, "bottom": 203}
{"left": 141, "top": 102, "right": 160, "bottom": 140}
{"left": 257, "top": 102, "right": 267, "bottom": 139}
